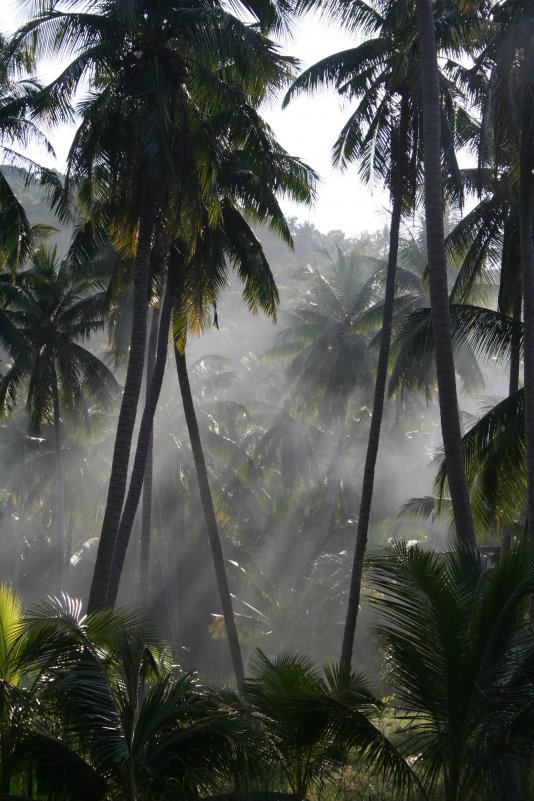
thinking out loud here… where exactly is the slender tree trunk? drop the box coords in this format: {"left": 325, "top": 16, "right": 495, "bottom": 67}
{"left": 520, "top": 107, "right": 534, "bottom": 539}
{"left": 65, "top": 512, "right": 74, "bottom": 591}
{"left": 155, "top": 486, "right": 183, "bottom": 658}
{"left": 339, "top": 93, "right": 409, "bottom": 669}
{"left": 138, "top": 306, "right": 160, "bottom": 606}
{"left": 415, "top": 0, "right": 476, "bottom": 548}
{"left": 105, "top": 268, "right": 174, "bottom": 609}
{"left": 501, "top": 209, "right": 522, "bottom": 397}
{"left": 175, "top": 348, "right": 245, "bottom": 687}
{"left": 87, "top": 199, "right": 154, "bottom": 613}
{"left": 52, "top": 377, "right": 65, "bottom": 594}
{"left": 509, "top": 282, "right": 522, "bottom": 397}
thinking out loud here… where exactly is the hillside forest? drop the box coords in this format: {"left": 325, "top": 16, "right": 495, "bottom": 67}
{"left": 0, "top": 1, "right": 534, "bottom": 800}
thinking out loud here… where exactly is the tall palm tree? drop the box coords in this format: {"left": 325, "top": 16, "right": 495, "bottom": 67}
{"left": 285, "top": 0, "right": 470, "bottom": 665}
{"left": 102, "top": 116, "right": 315, "bottom": 684}
{"left": 480, "top": 0, "right": 534, "bottom": 540}
{"left": 414, "top": 0, "right": 477, "bottom": 548}
{"left": 0, "top": 246, "right": 118, "bottom": 591}
{"left": 6, "top": 0, "right": 296, "bottom": 613}
{"left": 266, "top": 248, "right": 378, "bottom": 550}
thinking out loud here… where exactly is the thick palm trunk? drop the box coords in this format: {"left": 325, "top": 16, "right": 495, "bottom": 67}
{"left": 415, "top": 0, "right": 476, "bottom": 548}
{"left": 138, "top": 306, "right": 160, "bottom": 606}
{"left": 52, "top": 378, "right": 65, "bottom": 593}
{"left": 175, "top": 348, "right": 245, "bottom": 687}
{"left": 340, "top": 92, "right": 408, "bottom": 669}
{"left": 88, "top": 200, "right": 154, "bottom": 613}
{"left": 519, "top": 108, "right": 534, "bottom": 538}
{"left": 105, "top": 269, "right": 174, "bottom": 609}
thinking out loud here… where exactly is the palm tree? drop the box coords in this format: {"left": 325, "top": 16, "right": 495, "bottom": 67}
{"left": 479, "top": 0, "right": 534, "bottom": 540}
{"left": 0, "top": 35, "right": 58, "bottom": 271}
{"left": 266, "top": 248, "right": 378, "bottom": 550}
{"left": 6, "top": 0, "right": 296, "bottom": 613}
{"left": 0, "top": 246, "right": 118, "bottom": 591}
{"left": 101, "top": 116, "right": 315, "bottom": 684}
{"left": 414, "top": 0, "right": 477, "bottom": 548}
{"left": 370, "top": 539, "right": 534, "bottom": 801}
{"left": 6, "top": 594, "right": 255, "bottom": 801}
{"left": 435, "top": 389, "right": 526, "bottom": 540}
{"left": 285, "top": 0, "right": 471, "bottom": 664}
{"left": 236, "top": 650, "right": 415, "bottom": 800}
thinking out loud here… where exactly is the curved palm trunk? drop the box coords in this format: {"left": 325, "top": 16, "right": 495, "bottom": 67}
{"left": 519, "top": 107, "right": 534, "bottom": 539}
{"left": 105, "top": 269, "right": 174, "bottom": 609}
{"left": 175, "top": 348, "right": 245, "bottom": 687}
{"left": 52, "top": 377, "right": 65, "bottom": 593}
{"left": 415, "top": 0, "right": 476, "bottom": 549}
{"left": 340, "top": 92, "right": 409, "bottom": 669}
{"left": 88, "top": 200, "right": 154, "bottom": 613}
{"left": 138, "top": 306, "right": 160, "bottom": 606}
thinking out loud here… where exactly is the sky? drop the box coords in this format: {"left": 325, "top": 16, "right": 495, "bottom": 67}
{"left": 0, "top": 2, "right": 391, "bottom": 237}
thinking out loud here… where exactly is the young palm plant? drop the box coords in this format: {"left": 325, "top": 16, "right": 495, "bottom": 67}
{"left": 234, "top": 650, "right": 415, "bottom": 800}
{"left": 8, "top": 594, "right": 255, "bottom": 801}
{"left": 370, "top": 539, "right": 534, "bottom": 801}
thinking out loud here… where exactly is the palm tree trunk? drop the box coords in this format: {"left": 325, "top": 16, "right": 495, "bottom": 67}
{"left": 519, "top": 106, "right": 534, "bottom": 539}
{"left": 175, "top": 348, "right": 245, "bottom": 687}
{"left": 155, "top": 486, "right": 183, "bottom": 658}
{"left": 52, "top": 376, "right": 65, "bottom": 593}
{"left": 509, "top": 282, "right": 522, "bottom": 397}
{"left": 339, "top": 92, "right": 409, "bottom": 669}
{"left": 65, "top": 512, "right": 74, "bottom": 592}
{"left": 415, "top": 0, "right": 476, "bottom": 549}
{"left": 105, "top": 267, "right": 174, "bottom": 609}
{"left": 501, "top": 210, "right": 522, "bottom": 397}
{"left": 138, "top": 306, "right": 160, "bottom": 606}
{"left": 87, "top": 199, "right": 154, "bottom": 613}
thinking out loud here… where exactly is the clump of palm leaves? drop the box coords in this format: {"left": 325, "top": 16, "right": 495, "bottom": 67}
{"left": 370, "top": 539, "right": 534, "bottom": 801}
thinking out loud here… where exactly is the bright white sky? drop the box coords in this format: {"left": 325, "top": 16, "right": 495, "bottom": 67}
{"left": 0, "top": 2, "right": 390, "bottom": 236}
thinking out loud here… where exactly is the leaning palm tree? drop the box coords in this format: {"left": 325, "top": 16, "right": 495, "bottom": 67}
{"left": 0, "top": 246, "right": 118, "bottom": 591}
{"left": 101, "top": 111, "right": 315, "bottom": 685}
{"left": 371, "top": 539, "right": 534, "bottom": 800}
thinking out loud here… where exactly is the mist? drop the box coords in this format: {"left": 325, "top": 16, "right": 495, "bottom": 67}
{"left": 0, "top": 175, "right": 507, "bottom": 683}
